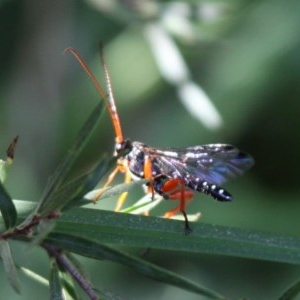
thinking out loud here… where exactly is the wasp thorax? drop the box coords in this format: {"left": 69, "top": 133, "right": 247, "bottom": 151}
{"left": 115, "top": 139, "right": 132, "bottom": 154}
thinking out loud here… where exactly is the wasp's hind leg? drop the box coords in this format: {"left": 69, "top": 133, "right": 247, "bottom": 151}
{"left": 153, "top": 177, "right": 194, "bottom": 234}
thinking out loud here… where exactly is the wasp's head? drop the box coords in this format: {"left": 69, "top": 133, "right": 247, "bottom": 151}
{"left": 115, "top": 139, "right": 132, "bottom": 156}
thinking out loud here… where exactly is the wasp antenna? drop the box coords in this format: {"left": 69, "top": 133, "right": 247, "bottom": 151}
{"left": 63, "top": 47, "right": 73, "bottom": 56}
{"left": 98, "top": 43, "right": 115, "bottom": 110}
{"left": 64, "top": 47, "right": 108, "bottom": 101}
{"left": 99, "top": 45, "right": 124, "bottom": 144}
{"left": 65, "top": 47, "right": 124, "bottom": 144}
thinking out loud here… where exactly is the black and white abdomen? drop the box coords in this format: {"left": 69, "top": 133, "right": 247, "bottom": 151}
{"left": 187, "top": 178, "right": 232, "bottom": 201}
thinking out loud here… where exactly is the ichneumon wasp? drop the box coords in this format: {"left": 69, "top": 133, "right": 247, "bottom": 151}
{"left": 65, "top": 47, "right": 254, "bottom": 233}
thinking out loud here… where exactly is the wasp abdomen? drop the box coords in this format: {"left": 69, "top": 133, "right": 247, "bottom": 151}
{"left": 190, "top": 180, "right": 232, "bottom": 202}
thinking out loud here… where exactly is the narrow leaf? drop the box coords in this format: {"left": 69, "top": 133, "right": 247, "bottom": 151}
{"left": 0, "top": 160, "right": 7, "bottom": 183}
{"left": 20, "top": 266, "right": 48, "bottom": 286}
{"left": 279, "top": 278, "right": 300, "bottom": 300}
{"left": 45, "top": 233, "right": 225, "bottom": 299}
{"left": 13, "top": 199, "right": 36, "bottom": 217}
{"left": 50, "top": 259, "right": 64, "bottom": 300}
{"left": 0, "top": 200, "right": 36, "bottom": 230}
{"left": 0, "top": 180, "right": 17, "bottom": 229}
{"left": 59, "top": 269, "right": 80, "bottom": 300}
{"left": 84, "top": 179, "right": 148, "bottom": 202}
{"left": 121, "top": 193, "right": 163, "bottom": 214}
{"left": 52, "top": 208, "right": 300, "bottom": 266}
{"left": 37, "top": 154, "right": 115, "bottom": 215}
{"left": 0, "top": 239, "right": 21, "bottom": 293}
{"left": 0, "top": 136, "right": 19, "bottom": 183}
{"left": 38, "top": 102, "right": 105, "bottom": 209}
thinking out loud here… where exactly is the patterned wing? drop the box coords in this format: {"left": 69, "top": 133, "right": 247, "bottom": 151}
{"left": 147, "top": 144, "right": 254, "bottom": 185}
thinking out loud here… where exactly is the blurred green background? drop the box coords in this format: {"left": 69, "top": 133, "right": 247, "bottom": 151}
{"left": 1, "top": 0, "right": 300, "bottom": 299}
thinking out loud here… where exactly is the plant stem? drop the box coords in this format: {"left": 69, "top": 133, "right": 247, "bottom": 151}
{"left": 43, "top": 244, "right": 99, "bottom": 300}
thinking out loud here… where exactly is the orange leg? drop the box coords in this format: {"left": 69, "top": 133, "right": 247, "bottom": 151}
{"left": 93, "top": 156, "right": 155, "bottom": 211}
{"left": 93, "top": 162, "right": 133, "bottom": 211}
{"left": 93, "top": 165, "right": 120, "bottom": 203}
{"left": 161, "top": 178, "right": 194, "bottom": 233}
{"left": 144, "top": 156, "right": 155, "bottom": 199}
{"left": 115, "top": 168, "right": 131, "bottom": 211}
{"left": 112, "top": 156, "right": 156, "bottom": 211}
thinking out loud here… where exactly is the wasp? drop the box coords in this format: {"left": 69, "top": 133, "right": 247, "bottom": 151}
{"left": 66, "top": 47, "right": 254, "bottom": 233}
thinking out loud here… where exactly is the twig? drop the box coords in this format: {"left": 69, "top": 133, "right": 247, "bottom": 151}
{"left": 43, "top": 244, "right": 99, "bottom": 300}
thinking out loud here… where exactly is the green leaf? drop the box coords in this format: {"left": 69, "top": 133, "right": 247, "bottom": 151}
{"left": 0, "top": 136, "right": 18, "bottom": 184}
{"left": 0, "top": 200, "right": 36, "bottom": 230}
{"left": 45, "top": 233, "right": 225, "bottom": 300}
{"left": 0, "top": 180, "right": 17, "bottom": 229}
{"left": 49, "top": 260, "right": 81, "bottom": 300}
{"left": 0, "top": 239, "right": 21, "bottom": 293}
{"left": 50, "top": 259, "right": 64, "bottom": 300}
{"left": 0, "top": 160, "right": 8, "bottom": 183}
{"left": 37, "top": 154, "right": 116, "bottom": 215}
{"left": 37, "top": 102, "right": 105, "bottom": 212}
{"left": 84, "top": 179, "right": 148, "bottom": 202}
{"left": 60, "top": 272, "right": 80, "bottom": 300}
{"left": 279, "top": 278, "right": 300, "bottom": 300}
{"left": 13, "top": 200, "right": 36, "bottom": 216}
{"left": 120, "top": 193, "right": 163, "bottom": 214}
{"left": 52, "top": 208, "right": 300, "bottom": 266}
{"left": 19, "top": 266, "right": 48, "bottom": 286}
{"left": 59, "top": 269, "right": 80, "bottom": 300}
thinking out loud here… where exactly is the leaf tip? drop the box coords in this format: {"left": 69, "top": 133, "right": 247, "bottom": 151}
{"left": 6, "top": 135, "right": 19, "bottom": 162}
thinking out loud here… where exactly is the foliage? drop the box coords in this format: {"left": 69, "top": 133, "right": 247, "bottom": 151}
{"left": 0, "top": 99, "right": 299, "bottom": 299}
{"left": 1, "top": 0, "right": 300, "bottom": 299}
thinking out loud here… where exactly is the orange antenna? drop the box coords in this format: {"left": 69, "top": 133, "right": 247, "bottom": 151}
{"left": 64, "top": 47, "right": 124, "bottom": 144}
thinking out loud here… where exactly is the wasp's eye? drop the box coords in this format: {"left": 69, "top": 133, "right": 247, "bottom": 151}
{"left": 115, "top": 139, "right": 132, "bottom": 154}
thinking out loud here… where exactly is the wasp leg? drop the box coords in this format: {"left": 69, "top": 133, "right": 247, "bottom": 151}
{"left": 159, "top": 178, "right": 194, "bottom": 234}
{"left": 143, "top": 155, "right": 155, "bottom": 200}
{"left": 115, "top": 168, "right": 131, "bottom": 211}
{"left": 93, "top": 165, "right": 120, "bottom": 203}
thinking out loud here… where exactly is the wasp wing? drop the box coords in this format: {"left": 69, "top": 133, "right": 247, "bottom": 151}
{"left": 146, "top": 144, "right": 254, "bottom": 185}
